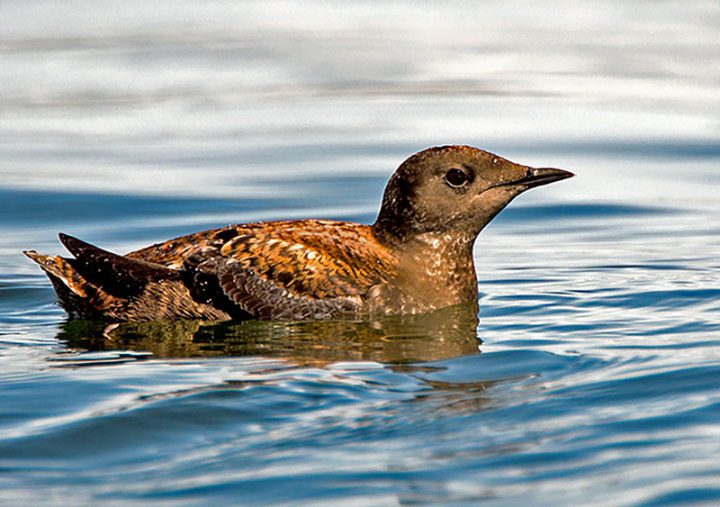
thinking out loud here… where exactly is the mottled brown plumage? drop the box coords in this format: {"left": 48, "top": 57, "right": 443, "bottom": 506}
{"left": 25, "top": 145, "right": 573, "bottom": 321}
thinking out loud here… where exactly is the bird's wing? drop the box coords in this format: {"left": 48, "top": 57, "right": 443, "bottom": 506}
{"left": 180, "top": 220, "right": 395, "bottom": 320}
{"left": 216, "top": 262, "right": 361, "bottom": 320}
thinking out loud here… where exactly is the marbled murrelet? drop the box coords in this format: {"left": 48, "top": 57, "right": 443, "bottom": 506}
{"left": 24, "top": 145, "right": 573, "bottom": 321}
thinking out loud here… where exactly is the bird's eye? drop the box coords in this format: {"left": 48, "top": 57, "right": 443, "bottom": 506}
{"left": 445, "top": 168, "right": 469, "bottom": 188}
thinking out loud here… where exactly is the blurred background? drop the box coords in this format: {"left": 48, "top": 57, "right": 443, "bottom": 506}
{"left": 1, "top": 1, "right": 719, "bottom": 505}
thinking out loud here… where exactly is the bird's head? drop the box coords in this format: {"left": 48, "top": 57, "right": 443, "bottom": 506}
{"left": 373, "top": 145, "right": 574, "bottom": 244}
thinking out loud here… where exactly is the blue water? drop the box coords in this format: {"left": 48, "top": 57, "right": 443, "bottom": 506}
{"left": 2, "top": 1, "right": 720, "bottom": 505}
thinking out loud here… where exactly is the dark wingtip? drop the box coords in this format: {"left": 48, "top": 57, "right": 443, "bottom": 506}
{"left": 58, "top": 233, "right": 94, "bottom": 259}
{"left": 58, "top": 232, "right": 72, "bottom": 245}
{"left": 54, "top": 233, "right": 179, "bottom": 298}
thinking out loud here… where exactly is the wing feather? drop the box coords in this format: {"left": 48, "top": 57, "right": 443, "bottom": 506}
{"left": 131, "top": 220, "right": 397, "bottom": 320}
{"left": 217, "top": 262, "right": 361, "bottom": 320}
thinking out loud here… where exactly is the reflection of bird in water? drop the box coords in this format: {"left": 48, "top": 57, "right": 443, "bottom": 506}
{"left": 58, "top": 304, "right": 482, "bottom": 364}
{"left": 26, "top": 145, "right": 572, "bottom": 321}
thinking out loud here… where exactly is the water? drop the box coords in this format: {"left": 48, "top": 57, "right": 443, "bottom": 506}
{"left": 1, "top": 1, "right": 719, "bottom": 505}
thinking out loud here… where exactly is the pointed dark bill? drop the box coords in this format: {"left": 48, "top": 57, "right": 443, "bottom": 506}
{"left": 516, "top": 167, "right": 574, "bottom": 188}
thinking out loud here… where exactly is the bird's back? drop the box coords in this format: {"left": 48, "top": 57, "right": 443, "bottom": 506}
{"left": 26, "top": 219, "right": 398, "bottom": 321}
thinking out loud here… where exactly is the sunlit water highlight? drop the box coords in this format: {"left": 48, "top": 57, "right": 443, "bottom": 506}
{"left": 1, "top": 1, "right": 719, "bottom": 505}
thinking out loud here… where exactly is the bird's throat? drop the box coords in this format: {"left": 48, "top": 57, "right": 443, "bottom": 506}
{"left": 391, "top": 231, "right": 478, "bottom": 308}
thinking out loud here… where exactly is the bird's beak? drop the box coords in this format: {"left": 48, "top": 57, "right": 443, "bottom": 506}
{"left": 511, "top": 167, "right": 575, "bottom": 188}
{"left": 490, "top": 166, "right": 575, "bottom": 191}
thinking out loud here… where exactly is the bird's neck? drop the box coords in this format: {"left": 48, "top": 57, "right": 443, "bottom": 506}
{"left": 374, "top": 227, "right": 479, "bottom": 309}
{"left": 403, "top": 230, "right": 477, "bottom": 287}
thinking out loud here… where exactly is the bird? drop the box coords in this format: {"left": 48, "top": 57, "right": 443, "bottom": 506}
{"left": 24, "top": 145, "right": 573, "bottom": 322}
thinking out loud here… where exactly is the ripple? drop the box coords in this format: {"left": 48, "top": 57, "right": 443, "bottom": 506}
{"left": 500, "top": 202, "right": 680, "bottom": 222}
{"left": 581, "top": 289, "right": 720, "bottom": 310}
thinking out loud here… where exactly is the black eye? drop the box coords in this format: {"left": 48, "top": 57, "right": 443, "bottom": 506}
{"left": 445, "top": 168, "right": 469, "bottom": 188}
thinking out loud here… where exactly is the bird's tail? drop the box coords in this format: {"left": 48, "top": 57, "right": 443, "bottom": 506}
{"left": 24, "top": 246, "right": 114, "bottom": 319}
{"left": 24, "top": 233, "right": 206, "bottom": 321}
{"left": 24, "top": 249, "right": 89, "bottom": 298}
{"left": 23, "top": 233, "right": 170, "bottom": 319}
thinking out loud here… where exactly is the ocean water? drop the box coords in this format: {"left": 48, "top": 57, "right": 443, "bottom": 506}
{"left": 1, "top": 1, "right": 720, "bottom": 505}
